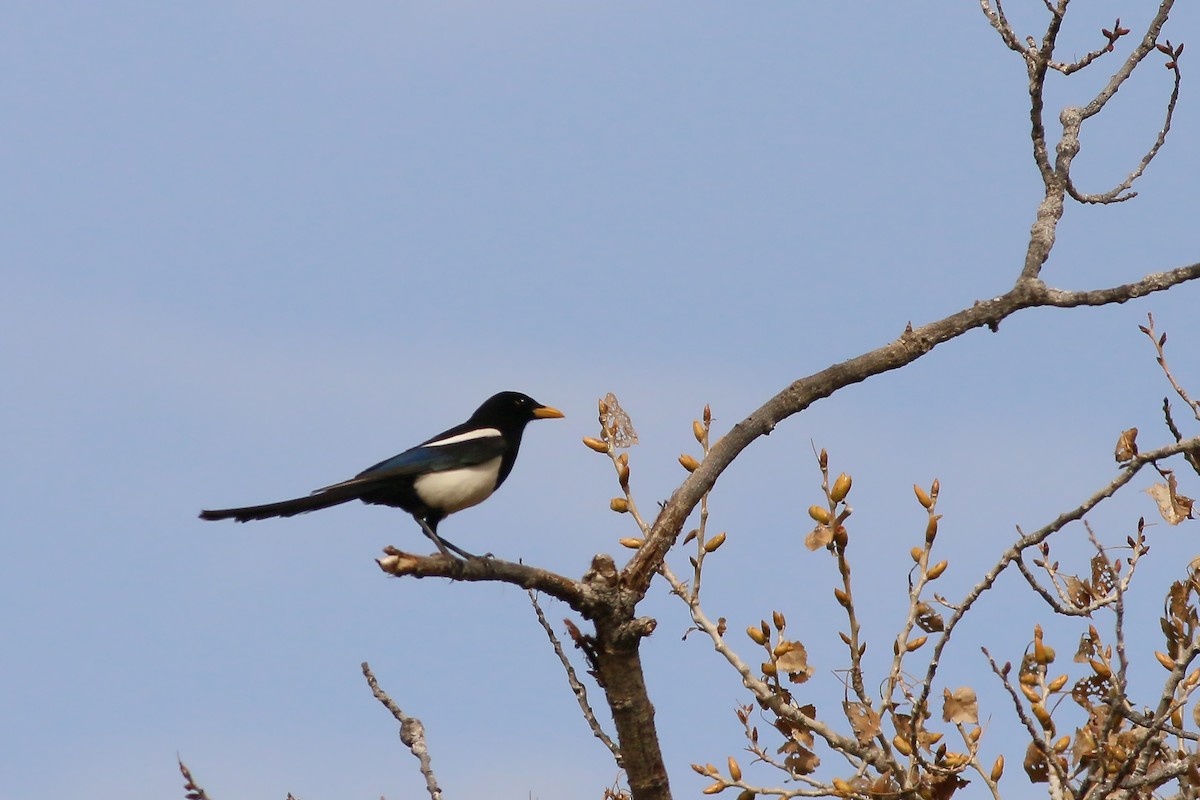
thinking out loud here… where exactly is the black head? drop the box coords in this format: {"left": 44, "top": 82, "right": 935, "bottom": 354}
{"left": 469, "top": 391, "right": 565, "bottom": 428}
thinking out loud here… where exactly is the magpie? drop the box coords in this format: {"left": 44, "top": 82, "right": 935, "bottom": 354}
{"left": 199, "top": 391, "right": 564, "bottom": 559}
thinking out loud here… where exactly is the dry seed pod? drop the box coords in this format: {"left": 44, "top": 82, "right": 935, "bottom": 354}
{"left": 831, "top": 473, "right": 852, "bottom": 503}
{"left": 582, "top": 436, "right": 609, "bottom": 453}
{"left": 808, "top": 505, "right": 832, "bottom": 524}
{"left": 679, "top": 453, "right": 701, "bottom": 472}
{"left": 609, "top": 497, "right": 629, "bottom": 513}
{"left": 704, "top": 532, "right": 727, "bottom": 553}
{"left": 619, "top": 537, "right": 644, "bottom": 549}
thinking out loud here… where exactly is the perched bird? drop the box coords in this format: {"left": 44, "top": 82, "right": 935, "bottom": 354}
{"left": 200, "top": 391, "right": 564, "bottom": 558}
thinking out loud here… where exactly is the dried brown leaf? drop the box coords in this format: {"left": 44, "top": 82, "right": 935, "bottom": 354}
{"left": 942, "top": 687, "right": 979, "bottom": 725}
{"left": 1023, "top": 741, "right": 1049, "bottom": 783}
{"left": 843, "top": 701, "right": 882, "bottom": 744}
{"left": 1114, "top": 427, "right": 1138, "bottom": 462}
{"left": 805, "top": 524, "right": 833, "bottom": 551}
{"left": 915, "top": 602, "right": 945, "bottom": 633}
{"left": 784, "top": 745, "right": 820, "bottom": 776}
{"left": 601, "top": 393, "right": 638, "bottom": 448}
{"left": 775, "top": 640, "right": 814, "bottom": 683}
{"left": 1147, "top": 475, "right": 1195, "bottom": 525}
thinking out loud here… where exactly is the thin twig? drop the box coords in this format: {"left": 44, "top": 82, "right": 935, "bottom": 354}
{"left": 178, "top": 758, "right": 212, "bottom": 800}
{"left": 362, "top": 662, "right": 443, "bottom": 800}
{"left": 528, "top": 590, "right": 623, "bottom": 766}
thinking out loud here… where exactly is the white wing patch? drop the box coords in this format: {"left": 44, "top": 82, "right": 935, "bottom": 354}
{"left": 425, "top": 427, "right": 502, "bottom": 447}
{"left": 413, "top": 456, "right": 503, "bottom": 514}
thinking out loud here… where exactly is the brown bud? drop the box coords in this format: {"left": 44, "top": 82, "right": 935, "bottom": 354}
{"left": 925, "top": 515, "right": 939, "bottom": 543}
{"left": 693, "top": 419, "right": 706, "bottom": 444}
{"left": 683, "top": 529, "right": 699, "bottom": 545}
{"left": 679, "top": 453, "right": 701, "bottom": 472}
{"left": 704, "top": 532, "right": 727, "bottom": 553}
{"left": 619, "top": 537, "right": 643, "bottom": 549}
{"left": 616, "top": 461, "right": 630, "bottom": 487}
{"left": 990, "top": 754, "right": 1004, "bottom": 782}
{"left": 702, "top": 781, "right": 726, "bottom": 795}
{"left": 582, "top": 436, "right": 609, "bottom": 453}
{"left": 831, "top": 473, "right": 852, "bottom": 503}
{"left": 1053, "top": 736, "right": 1070, "bottom": 753}
{"left": 772, "top": 610, "right": 786, "bottom": 630}
{"left": 727, "top": 756, "right": 742, "bottom": 782}
{"left": 910, "top": 547, "right": 924, "bottom": 563}
{"left": 1047, "top": 674, "right": 1068, "bottom": 693}
{"left": 833, "top": 525, "right": 848, "bottom": 548}
{"left": 1019, "top": 683, "right": 1040, "bottom": 703}
{"left": 1155, "top": 651, "right": 1177, "bottom": 671}
{"left": 1031, "top": 703, "right": 1052, "bottom": 729}
{"left": 906, "top": 636, "right": 928, "bottom": 652}
{"left": 914, "top": 484, "right": 933, "bottom": 509}
{"left": 609, "top": 497, "right": 629, "bottom": 513}
{"left": 926, "top": 560, "right": 948, "bottom": 580}
{"left": 747, "top": 626, "right": 768, "bottom": 645}
{"left": 808, "top": 505, "right": 832, "bottom": 524}
{"left": 892, "top": 734, "right": 913, "bottom": 756}
{"left": 761, "top": 661, "right": 777, "bottom": 676}
{"left": 834, "top": 588, "right": 849, "bottom": 607}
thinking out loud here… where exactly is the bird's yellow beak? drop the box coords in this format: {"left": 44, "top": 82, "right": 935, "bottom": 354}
{"left": 533, "top": 405, "right": 565, "bottom": 420}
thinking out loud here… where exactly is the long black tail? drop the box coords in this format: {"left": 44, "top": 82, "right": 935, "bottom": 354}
{"left": 199, "top": 487, "right": 360, "bottom": 522}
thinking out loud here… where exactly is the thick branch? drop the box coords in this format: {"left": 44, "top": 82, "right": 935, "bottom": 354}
{"left": 376, "top": 548, "right": 596, "bottom": 615}
{"left": 624, "top": 265, "right": 1200, "bottom": 598}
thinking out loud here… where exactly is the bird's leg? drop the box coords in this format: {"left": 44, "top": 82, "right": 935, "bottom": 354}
{"left": 414, "top": 515, "right": 483, "bottom": 560}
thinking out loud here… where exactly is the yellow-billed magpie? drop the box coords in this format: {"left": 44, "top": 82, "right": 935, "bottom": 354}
{"left": 199, "top": 391, "right": 564, "bottom": 558}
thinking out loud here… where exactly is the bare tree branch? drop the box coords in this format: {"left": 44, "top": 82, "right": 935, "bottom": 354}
{"left": 362, "top": 662, "right": 443, "bottom": 800}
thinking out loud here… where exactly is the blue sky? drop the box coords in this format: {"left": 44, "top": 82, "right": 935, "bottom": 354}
{"left": 4, "top": 3, "right": 1199, "bottom": 798}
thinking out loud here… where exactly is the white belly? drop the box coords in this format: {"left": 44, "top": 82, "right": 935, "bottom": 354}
{"left": 413, "top": 457, "right": 503, "bottom": 514}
